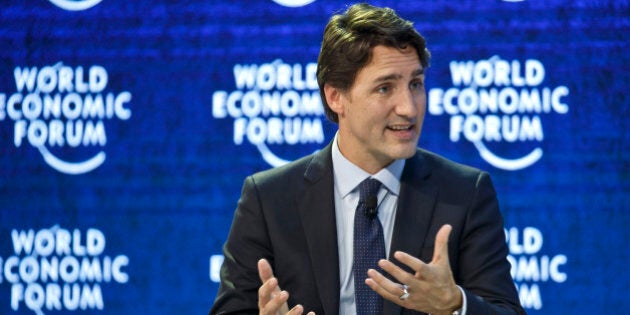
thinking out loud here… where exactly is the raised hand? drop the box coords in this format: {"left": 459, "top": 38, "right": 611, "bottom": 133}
{"left": 365, "top": 224, "right": 463, "bottom": 315}
{"left": 257, "top": 258, "right": 315, "bottom": 315}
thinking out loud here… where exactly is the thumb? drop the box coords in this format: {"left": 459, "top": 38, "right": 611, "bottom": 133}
{"left": 258, "top": 258, "right": 274, "bottom": 283}
{"left": 432, "top": 224, "right": 452, "bottom": 265}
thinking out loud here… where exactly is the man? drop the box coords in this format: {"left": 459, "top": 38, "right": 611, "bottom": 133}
{"left": 210, "top": 3, "right": 525, "bottom": 315}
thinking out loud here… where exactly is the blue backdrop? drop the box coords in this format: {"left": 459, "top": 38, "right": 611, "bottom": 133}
{"left": 1, "top": 0, "right": 628, "bottom": 314}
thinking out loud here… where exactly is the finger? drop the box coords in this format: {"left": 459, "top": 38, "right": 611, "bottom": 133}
{"left": 432, "top": 224, "right": 452, "bottom": 264}
{"left": 287, "top": 304, "right": 304, "bottom": 315}
{"left": 378, "top": 257, "right": 419, "bottom": 285}
{"left": 366, "top": 268, "right": 408, "bottom": 303}
{"left": 392, "top": 251, "right": 427, "bottom": 274}
{"left": 259, "top": 290, "right": 289, "bottom": 315}
{"left": 258, "top": 258, "right": 274, "bottom": 283}
{"left": 257, "top": 259, "right": 291, "bottom": 314}
{"left": 258, "top": 277, "right": 279, "bottom": 307}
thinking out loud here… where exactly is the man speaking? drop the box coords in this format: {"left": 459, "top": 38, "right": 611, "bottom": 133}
{"left": 210, "top": 3, "right": 525, "bottom": 315}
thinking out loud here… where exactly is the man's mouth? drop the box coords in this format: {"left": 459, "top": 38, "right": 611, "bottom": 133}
{"left": 387, "top": 124, "right": 414, "bottom": 131}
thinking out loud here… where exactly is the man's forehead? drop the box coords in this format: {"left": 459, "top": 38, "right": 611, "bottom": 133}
{"left": 361, "top": 46, "right": 424, "bottom": 79}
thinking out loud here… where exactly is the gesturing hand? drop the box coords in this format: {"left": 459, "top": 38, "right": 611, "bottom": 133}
{"left": 257, "top": 259, "right": 315, "bottom": 315}
{"left": 365, "top": 224, "right": 463, "bottom": 315}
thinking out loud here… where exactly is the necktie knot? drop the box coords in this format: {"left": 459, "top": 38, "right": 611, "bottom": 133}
{"left": 358, "top": 178, "right": 381, "bottom": 203}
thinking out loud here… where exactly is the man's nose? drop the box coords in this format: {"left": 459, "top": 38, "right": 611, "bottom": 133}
{"left": 394, "top": 89, "right": 420, "bottom": 118}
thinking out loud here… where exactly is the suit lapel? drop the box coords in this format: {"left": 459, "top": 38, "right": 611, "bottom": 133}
{"left": 384, "top": 150, "right": 438, "bottom": 314}
{"left": 297, "top": 143, "right": 340, "bottom": 314}
{"left": 296, "top": 147, "right": 438, "bottom": 314}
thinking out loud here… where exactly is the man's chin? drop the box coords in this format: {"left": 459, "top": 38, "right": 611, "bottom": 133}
{"left": 390, "top": 145, "right": 418, "bottom": 160}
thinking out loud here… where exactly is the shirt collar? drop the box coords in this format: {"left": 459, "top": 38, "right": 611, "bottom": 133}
{"left": 331, "top": 133, "right": 405, "bottom": 198}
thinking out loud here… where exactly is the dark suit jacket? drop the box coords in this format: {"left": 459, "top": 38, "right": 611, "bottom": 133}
{"left": 210, "top": 142, "right": 525, "bottom": 315}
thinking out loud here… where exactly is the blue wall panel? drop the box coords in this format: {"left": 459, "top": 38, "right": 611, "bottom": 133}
{"left": 1, "top": 0, "right": 628, "bottom": 313}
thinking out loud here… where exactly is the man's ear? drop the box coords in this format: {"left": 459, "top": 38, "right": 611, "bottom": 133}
{"left": 324, "top": 84, "right": 344, "bottom": 116}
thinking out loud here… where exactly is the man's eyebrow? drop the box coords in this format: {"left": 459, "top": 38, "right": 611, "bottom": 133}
{"left": 412, "top": 68, "right": 425, "bottom": 76}
{"left": 373, "top": 68, "right": 425, "bottom": 83}
{"left": 373, "top": 74, "right": 402, "bottom": 83}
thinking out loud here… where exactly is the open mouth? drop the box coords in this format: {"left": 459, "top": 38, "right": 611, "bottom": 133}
{"left": 387, "top": 124, "right": 414, "bottom": 131}
{"left": 386, "top": 124, "right": 417, "bottom": 140}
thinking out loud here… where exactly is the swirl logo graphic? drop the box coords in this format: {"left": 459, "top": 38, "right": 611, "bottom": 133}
{"left": 271, "top": 0, "right": 316, "bottom": 7}
{"left": 428, "top": 56, "right": 569, "bottom": 171}
{"left": 48, "top": 0, "right": 104, "bottom": 11}
{"left": 0, "top": 62, "right": 132, "bottom": 175}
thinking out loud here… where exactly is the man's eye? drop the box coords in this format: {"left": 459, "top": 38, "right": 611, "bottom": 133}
{"left": 410, "top": 80, "right": 424, "bottom": 90}
{"left": 377, "top": 86, "right": 389, "bottom": 93}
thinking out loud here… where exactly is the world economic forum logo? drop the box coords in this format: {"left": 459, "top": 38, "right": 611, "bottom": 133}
{"left": 0, "top": 62, "right": 132, "bottom": 175}
{"left": 0, "top": 225, "right": 130, "bottom": 314}
{"left": 212, "top": 59, "right": 327, "bottom": 167}
{"left": 428, "top": 56, "right": 569, "bottom": 171}
{"left": 48, "top": 0, "right": 103, "bottom": 11}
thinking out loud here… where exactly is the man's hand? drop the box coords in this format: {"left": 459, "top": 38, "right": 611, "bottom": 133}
{"left": 257, "top": 259, "right": 315, "bottom": 315}
{"left": 365, "top": 224, "right": 463, "bottom": 315}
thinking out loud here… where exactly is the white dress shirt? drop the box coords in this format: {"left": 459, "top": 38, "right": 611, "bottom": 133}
{"left": 331, "top": 135, "right": 405, "bottom": 315}
{"left": 331, "top": 134, "right": 467, "bottom": 315}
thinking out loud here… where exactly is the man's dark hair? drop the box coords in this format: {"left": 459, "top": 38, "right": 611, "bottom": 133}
{"left": 316, "top": 3, "right": 431, "bottom": 123}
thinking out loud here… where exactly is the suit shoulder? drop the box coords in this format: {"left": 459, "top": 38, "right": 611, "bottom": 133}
{"left": 248, "top": 153, "right": 316, "bottom": 188}
{"left": 417, "top": 148, "right": 489, "bottom": 182}
{"left": 414, "top": 149, "right": 498, "bottom": 207}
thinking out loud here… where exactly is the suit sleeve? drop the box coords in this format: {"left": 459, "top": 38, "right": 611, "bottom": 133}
{"left": 457, "top": 172, "right": 525, "bottom": 315}
{"left": 209, "top": 176, "right": 268, "bottom": 315}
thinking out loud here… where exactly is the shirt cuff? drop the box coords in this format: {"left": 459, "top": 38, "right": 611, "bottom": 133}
{"left": 454, "top": 285, "right": 467, "bottom": 315}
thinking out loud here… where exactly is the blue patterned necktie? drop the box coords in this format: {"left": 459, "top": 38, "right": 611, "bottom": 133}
{"left": 353, "top": 178, "right": 385, "bottom": 315}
